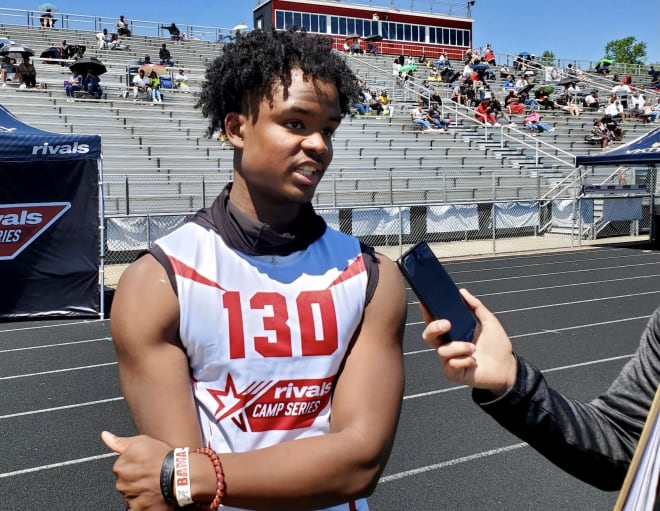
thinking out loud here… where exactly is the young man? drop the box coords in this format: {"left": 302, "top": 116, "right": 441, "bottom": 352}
{"left": 422, "top": 290, "right": 660, "bottom": 491}
{"left": 102, "top": 29, "right": 406, "bottom": 511}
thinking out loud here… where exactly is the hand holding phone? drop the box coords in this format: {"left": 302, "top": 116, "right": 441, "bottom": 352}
{"left": 397, "top": 242, "right": 477, "bottom": 342}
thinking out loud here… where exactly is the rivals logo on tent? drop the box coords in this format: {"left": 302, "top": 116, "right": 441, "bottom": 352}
{"left": 0, "top": 202, "right": 71, "bottom": 260}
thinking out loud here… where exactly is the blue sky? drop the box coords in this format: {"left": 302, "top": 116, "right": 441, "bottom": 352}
{"left": 2, "top": 1, "right": 658, "bottom": 63}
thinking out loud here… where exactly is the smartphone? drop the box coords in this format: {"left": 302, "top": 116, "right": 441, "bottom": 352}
{"left": 397, "top": 241, "right": 477, "bottom": 342}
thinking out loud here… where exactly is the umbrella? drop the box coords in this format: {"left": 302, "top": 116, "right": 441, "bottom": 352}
{"left": 70, "top": 56, "right": 107, "bottom": 76}
{"left": 345, "top": 33, "right": 361, "bottom": 40}
{"left": 0, "top": 44, "right": 34, "bottom": 57}
{"left": 38, "top": 2, "right": 57, "bottom": 11}
{"left": 40, "top": 46, "right": 62, "bottom": 64}
{"left": 139, "top": 63, "right": 167, "bottom": 76}
{"left": 598, "top": 58, "right": 613, "bottom": 66}
{"left": 557, "top": 77, "right": 579, "bottom": 87}
{"left": 517, "top": 83, "right": 534, "bottom": 95}
{"left": 399, "top": 64, "right": 417, "bottom": 73}
{"left": 0, "top": 37, "right": 13, "bottom": 50}
{"left": 231, "top": 23, "right": 248, "bottom": 31}
{"left": 363, "top": 34, "right": 382, "bottom": 42}
{"left": 518, "top": 51, "right": 531, "bottom": 57}
{"left": 472, "top": 64, "right": 490, "bottom": 71}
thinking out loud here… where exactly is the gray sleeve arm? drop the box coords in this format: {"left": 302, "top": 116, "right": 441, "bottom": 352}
{"left": 473, "top": 307, "right": 660, "bottom": 490}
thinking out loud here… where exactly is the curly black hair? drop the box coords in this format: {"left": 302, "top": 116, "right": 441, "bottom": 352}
{"left": 196, "top": 29, "right": 361, "bottom": 135}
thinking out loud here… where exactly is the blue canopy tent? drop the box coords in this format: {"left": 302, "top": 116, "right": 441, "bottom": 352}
{"left": 0, "top": 104, "right": 104, "bottom": 318}
{"left": 576, "top": 126, "right": 660, "bottom": 244}
{"left": 575, "top": 126, "right": 660, "bottom": 167}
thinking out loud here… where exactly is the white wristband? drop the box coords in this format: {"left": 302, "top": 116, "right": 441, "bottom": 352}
{"left": 173, "top": 447, "right": 194, "bottom": 507}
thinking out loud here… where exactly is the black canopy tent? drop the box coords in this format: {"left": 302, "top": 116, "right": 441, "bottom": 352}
{"left": 0, "top": 104, "right": 104, "bottom": 318}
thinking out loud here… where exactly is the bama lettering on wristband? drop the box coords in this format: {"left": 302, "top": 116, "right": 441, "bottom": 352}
{"left": 173, "top": 447, "right": 193, "bottom": 507}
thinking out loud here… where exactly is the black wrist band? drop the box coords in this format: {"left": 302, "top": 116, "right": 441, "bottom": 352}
{"left": 160, "top": 449, "right": 177, "bottom": 505}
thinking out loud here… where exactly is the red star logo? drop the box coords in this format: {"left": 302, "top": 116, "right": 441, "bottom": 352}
{"left": 208, "top": 374, "right": 246, "bottom": 422}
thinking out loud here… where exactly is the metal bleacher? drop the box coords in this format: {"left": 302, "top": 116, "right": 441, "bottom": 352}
{"left": 1, "top": 19, "right": 657, "bottom": 217}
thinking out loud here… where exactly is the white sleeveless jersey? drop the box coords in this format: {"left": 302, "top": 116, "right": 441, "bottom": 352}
{"left": 156, "top": 221, "right": 370, "bottom": 511}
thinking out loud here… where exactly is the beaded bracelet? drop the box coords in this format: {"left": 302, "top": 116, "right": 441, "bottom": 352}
{"left": 193, "top": 447, "right": 225, "bottom": 510}
{"left": 159, "top": 450, "right": 177, "bottom": 506}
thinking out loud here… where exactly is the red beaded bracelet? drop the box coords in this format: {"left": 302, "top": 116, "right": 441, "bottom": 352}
{"left": 193, "top": 447, "right": 225, "bottom": 510}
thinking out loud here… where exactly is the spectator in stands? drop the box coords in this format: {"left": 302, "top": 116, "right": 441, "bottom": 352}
{"left": 483, "top": 47, "right": 496, "bottom": 66}
{"left": 96, "top": 29, "right": 111, "bottom": 50}
{"left": 377, "top": 89, "right": 391, "bottom": 115}
{"left": 537, "top": 89, "right": 556, "bottom": 110}
{"left": 514, "top": 75, "right": 528, "bottom": 93}
{"left": 562, "top": 96, "right": 582, "bottom": 117}
{"left": 435, "top": 51, "right": 449, "bottom": 67}
{"left": 604, "top": 116, "right": 624, "bottom": 142}
{"left": 161, "top": 22, "right": 182, "bottom": 41}
{"left": 426, "top": 102, "right": 450, "bottom": 131}
{"left": 629, "top": 102, "right": 652, "bottom": 124}
{"left": 141, "top": 54, "right": 152, "bottom": 66}
{"left": 148, "top": 70, "right": 162, "bottom": 103}
{"left": 83, "top": 70, "right": 103, "bottom": 98}
{"left": 462, "top": 62, "right": 473, "bottom": 80}
{"left": 499, "top": 64, "right": 511, "bottom": 79}
{"left": 367, "top": 43, "right": 377, "bottom": 56}
{"left": 475, "top": 98, "right": 500, "bottom": 126}
{"left": 630, "top": 88, "right": 646, "bottom": 110}
{"left": 583, "top": 90, "right": 599, "bottom": 110}
{"left": 523, "top": 111, "right": 554, "bottom": 135}
{"left": 174, "top": 68, "right": 189, "bottom": 91}
{"left": 589, "top": 118, "right": 610, "bottom": 148}
{"left": 429, "top": 86, "right": 442, "bottom": 106}
{"left": 132, "top": 68, "right": 149, "bottom": 100}
{"left": 504, "top": 89, "right": 525, "bottom": 115}
{"left": 1, "top": 56, "right": 16, "bottom": 87}
{"left": 363, "top": 88, "right": 383, "bottom": 115}
{"left": 110, "top": 33, "right": 129, "bottom": 51}
{"left": 450, "top": 81, "right": 468, "bottom": 105}
{"left": 116, "top": 15, "right": 131, "bottom": 37}
{"left": 605, "top": 99, "right": 626, "bottom": 123}
{"left": 39, "top": 8, "right": 55, "bottom": 28}
{"left": 647, "top": 98, "right": 660, "bottom": 122}
{"left": 65, "top": 71, "right": 83, "bottom": 99}
{"left": 16, "top": 56, "right": 37, "bottom": 89}
{"left": 490, "top": 97, "right": 515, "bottom": 127}
{"left": 159, "top": 44, "right": 175, "bottom": 67}
{"left": 392, "top": 58, "right": 401, "bottom": 78}
{"left": 411, "top": 102, "right": 433, "bottom": 131}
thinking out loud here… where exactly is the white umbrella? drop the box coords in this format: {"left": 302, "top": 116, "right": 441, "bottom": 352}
{"left": 232, "top": 23, "right": 248, "bottom": 31}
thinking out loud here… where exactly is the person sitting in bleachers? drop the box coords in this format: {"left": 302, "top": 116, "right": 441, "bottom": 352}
{"left": 161, "top": 23, "right": 182, "bottom": 42}
{"left": 148, "top": 70, "right": 162, "bottom": 103}
{"left": 504, "top": 89, "right": 525, "bottom": 115}
{"left": 604, "top": 99, "right": 626, "bottom": 123}
{"left": 475, "top": 98, "right": 500, "bottom": 126}
{"left": 411, "top": 102, "right": 433, "bottom": 131}
{"left": 523, "top": 111, "right": 554, "bottom": 135}
{"left": 587, "top": 118, "right": 610, "bottom": 148}
{"left": 582, "top": 90, "right": 599, "bottom": 110}
{"left": 16, "top": 56, "right": 37, "bottom": 88}
{"left": 603, "top": 116, "right": 624, "bottom": 141}
{"left": 40, "top": 8, "right": 55, "bottom": 28}
{"left": 83, "top": 70, "right": 103, "bottom": 98}
{"left": 65, "top": 71, "right": 83, "bottom": 98}
{"left": 159, "top": 44, "right": 175, "bottom": 67}
{"left": 1, "top": 56, "right": 16, "bottom": 87}
{"left": 132, "top": 68, "right": 150, "bottom": 100}
{"left": 174, "top": 68, "right": 189, "bottom": 91}
{"left": 116, "top": 15, "right": 131, "bottom": 37}
{"left": 426, "top": 102, "right": 450, "bottom": 131}
{"left": 377, "top": 90, "right": 391, "bottom": 115}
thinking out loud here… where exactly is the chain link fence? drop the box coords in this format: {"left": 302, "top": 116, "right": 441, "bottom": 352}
{"left": 102, "top": 172, "right": 654, "bottom": 287}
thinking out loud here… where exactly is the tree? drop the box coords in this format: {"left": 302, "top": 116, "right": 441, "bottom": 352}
{"left": 540, "top": 50, "right": 555, "bottom": 66}
{"left": 604, "top": 37, "right": 647, "bottom": 64}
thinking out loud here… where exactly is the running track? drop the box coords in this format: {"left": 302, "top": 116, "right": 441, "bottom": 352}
{"left": 1, "top": 243, "right": 658, "bottom": 510}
